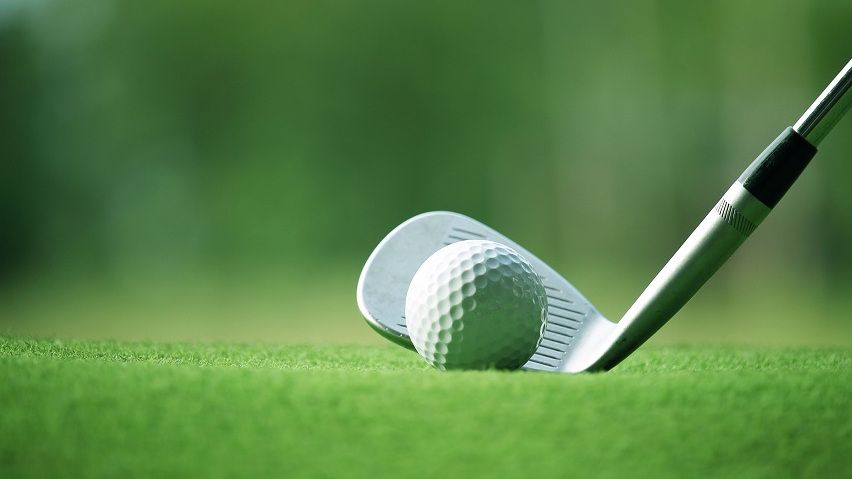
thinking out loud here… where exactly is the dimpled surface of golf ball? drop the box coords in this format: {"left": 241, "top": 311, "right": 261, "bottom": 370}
{"left": 405, "top": 240, "right": 547, "bottom": 370}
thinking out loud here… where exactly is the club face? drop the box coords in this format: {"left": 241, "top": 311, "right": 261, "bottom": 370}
{"left": 356, "top": 211, "right": 616, "bottom": 372}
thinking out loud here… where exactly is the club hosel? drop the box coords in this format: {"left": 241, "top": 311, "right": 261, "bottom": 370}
{"left": 586, "top": 181, "right": 775, "bottom": 371}
{"left": 586, "top": 127, "right": 820, "bottom": 371}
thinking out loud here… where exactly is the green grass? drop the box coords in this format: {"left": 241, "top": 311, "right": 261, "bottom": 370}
{"left": 1, "top": 337, "right": 850, "bottom": 478}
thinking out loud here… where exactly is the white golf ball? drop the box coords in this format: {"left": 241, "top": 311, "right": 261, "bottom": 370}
{"left": 405, "top": 239, "right": 547, "bottom": 370}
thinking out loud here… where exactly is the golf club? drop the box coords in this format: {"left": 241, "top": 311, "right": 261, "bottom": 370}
{"left": 357, "top": 58, "right": 852, "bottom": 373}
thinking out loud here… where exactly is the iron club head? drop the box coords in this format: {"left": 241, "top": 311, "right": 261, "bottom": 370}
{"left": 356, "top": 211, "right": 617, "bottom": 373}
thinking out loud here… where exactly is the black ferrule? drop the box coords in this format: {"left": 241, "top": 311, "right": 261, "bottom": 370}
{"left": 737, "top": 127, "right": 817, "bottom": 209}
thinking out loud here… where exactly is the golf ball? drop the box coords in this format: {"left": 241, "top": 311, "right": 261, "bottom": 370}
{"left": 405, "top": 239, "right": 547, "bottom": 370}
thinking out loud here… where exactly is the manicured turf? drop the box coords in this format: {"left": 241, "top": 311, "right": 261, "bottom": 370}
{"left": 1, "top": 336, "right": 849, "bottom": 478}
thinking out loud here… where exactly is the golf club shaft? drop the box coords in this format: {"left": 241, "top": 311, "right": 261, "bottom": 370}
{"left": 590, "top": 59, "right": 852, "bottom": 371}
{"left": 794, "top": 59, "right": 852, "bottom": 146}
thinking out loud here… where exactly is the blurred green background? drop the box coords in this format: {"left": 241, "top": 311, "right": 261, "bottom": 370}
{"left": 1, "top": 0, "right": 851, "bottom": 345}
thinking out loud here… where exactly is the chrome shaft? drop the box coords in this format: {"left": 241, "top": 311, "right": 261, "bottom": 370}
{"left": 794, "top": 58, "right": 852, "bottom": 146}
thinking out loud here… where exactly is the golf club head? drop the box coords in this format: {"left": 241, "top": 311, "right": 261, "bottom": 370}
{"left": 356, "top": 212, "right": 616, "bottom": 372}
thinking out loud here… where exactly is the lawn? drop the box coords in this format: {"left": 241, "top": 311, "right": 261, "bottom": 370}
{"left": 1, "top": 336, "right": 849, "bottom": 478}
